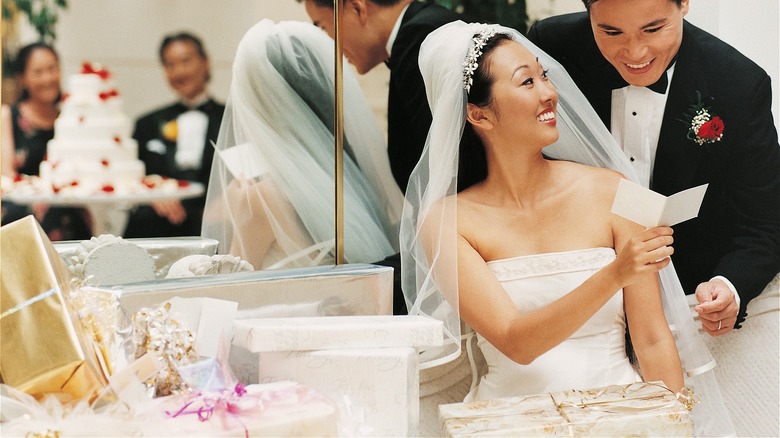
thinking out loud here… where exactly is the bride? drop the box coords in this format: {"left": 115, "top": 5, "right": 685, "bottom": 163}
{"left": 202, "top": 20, "right": 402, "bottom": 270}
{"left": 402, "top": 21, "right": 734, "bottom": 436}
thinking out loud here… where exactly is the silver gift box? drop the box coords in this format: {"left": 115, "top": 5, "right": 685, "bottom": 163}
{"left": 112, "top": 263, "right": 392, "bottom": 317}
{"left": 53, "top": 236, "right": 219, "bottom": 279}
{"left": 107, "top": 263, "right": 393, "bottom": 383}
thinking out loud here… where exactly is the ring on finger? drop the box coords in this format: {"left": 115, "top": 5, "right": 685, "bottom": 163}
{"left": 717, "top": 320, "right": 722, "bottom": 331}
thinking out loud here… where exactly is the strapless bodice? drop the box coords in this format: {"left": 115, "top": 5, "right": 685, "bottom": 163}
{"left": 466, "top": 247, "right": 641, "bottom": 401}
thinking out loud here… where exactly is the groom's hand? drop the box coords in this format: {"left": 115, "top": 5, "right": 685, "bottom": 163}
{"left": 694, "top": 279, "right": 738, "bottom": 336}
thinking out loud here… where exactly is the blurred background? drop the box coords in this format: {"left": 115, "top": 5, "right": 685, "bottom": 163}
{"left": 2, "top": 0, "right": 778, "bottom": 132}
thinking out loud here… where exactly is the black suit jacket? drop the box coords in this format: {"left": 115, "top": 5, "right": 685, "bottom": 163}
{"left": 528, "top": 13, "right": 780, "bottom": 326}
{"left": 386, "top": 2, "right": 462, "bottom": 193}
{"left": 124, "top": 98, "right": 225, "bottom": 237}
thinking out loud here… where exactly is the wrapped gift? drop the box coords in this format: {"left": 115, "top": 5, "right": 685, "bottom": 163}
{"left": 114, "top": 263, "right": 392, "bottom": 317}
{"left": 136, "top": 381, "right": 339, "bottom": 437}
{"left": 0, "top": 216, "right": 108, "bottom": 400}
{"left": 0, "top": 381, "right": 339, "bottom": 437}
{"left": 233, "top": 315, "right": 443, "bottom": 437}
{"left": 259, "top": 347, "right": 418, "bottom": 437}
{"left": 439, "top": 382, "right": 693, "bottom": 437}
{"left": 54, "top": 236, "right": 219, "bottom": 279}
{"left": 233, "top": 314, "right": 444, "bottom": 351}
{"left": 113, "top": 264, "right": 393, "bottom": 386}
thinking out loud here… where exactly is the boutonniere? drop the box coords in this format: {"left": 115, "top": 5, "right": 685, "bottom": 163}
{"left": 679, "top": 91, "right": 724, "bottom": 146}
{"left": 17, "top": 116, "right": 38, "bottom": 138}
{"left": 161, "top": 119, "right": 178, "bottom": 142}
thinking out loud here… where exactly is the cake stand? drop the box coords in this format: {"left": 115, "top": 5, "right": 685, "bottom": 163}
{"left": 2, "top": 182, "right": 205, "bottom": 236}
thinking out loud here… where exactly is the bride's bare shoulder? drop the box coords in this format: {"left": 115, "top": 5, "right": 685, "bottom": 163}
{"left": 552, "top": 160, "right": 624, "bottom": 197}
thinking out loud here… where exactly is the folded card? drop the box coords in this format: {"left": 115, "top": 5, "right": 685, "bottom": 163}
{"left": 611, "top": 179, "right": 708, "bottom": 227}
{"left": 214, "top": 141, "right": 271, "bottom": 180}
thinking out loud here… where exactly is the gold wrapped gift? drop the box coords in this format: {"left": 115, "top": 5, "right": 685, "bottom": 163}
{"left": 0, "top": 216, "right": 108, "bottom": 401}
{"left": 439, "top": 382, "right": 693, "bottom": 437}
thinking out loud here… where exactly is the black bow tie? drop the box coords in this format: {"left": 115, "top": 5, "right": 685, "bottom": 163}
{"left": 606, "top": 56, "right": 677, "bottom": 94}
{"left": 609, "top": 70, "right": 669, "bottom": 94}
{"left": 175, "top": 99, "right": 212, "bottom": 114}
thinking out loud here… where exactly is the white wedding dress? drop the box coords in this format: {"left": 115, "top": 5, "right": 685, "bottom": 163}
{"left": 466, "top": 247, "right": 642, "bottom": 401}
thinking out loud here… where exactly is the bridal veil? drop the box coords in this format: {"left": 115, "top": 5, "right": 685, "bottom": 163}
{"left": 202, "top": 20, "right": 402, "bottom": 270}
{"left": 401, "top": 20, "right": 734, "bottom": 436}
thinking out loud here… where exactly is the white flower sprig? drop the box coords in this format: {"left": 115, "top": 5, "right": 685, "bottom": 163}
{"left": 679, "top": 91, "right": 724, "bottom": 146}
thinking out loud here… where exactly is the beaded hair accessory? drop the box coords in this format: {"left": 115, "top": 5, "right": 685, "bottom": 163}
{"left": 462, "top": 27, "right": 498, "bottom": 93}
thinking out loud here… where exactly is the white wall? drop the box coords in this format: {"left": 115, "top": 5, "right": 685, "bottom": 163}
{"left": 686, "top": 0, "right": 780, "bottom": 128}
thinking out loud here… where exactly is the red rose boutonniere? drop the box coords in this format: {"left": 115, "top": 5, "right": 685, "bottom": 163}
{"left": 679, "top": 91, "right": 724, "bottom": 146}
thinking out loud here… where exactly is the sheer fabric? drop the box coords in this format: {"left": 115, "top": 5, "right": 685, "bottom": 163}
{"left": 202, "top": 20, "right": 402, "bottom": 270}
{"left": 401, "top": 21, "right": 733, "bottom": 436}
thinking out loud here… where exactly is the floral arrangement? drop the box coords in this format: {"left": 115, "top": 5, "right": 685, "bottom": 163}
{"left": 679, "top": 91, "right": 724, "bottom": 146}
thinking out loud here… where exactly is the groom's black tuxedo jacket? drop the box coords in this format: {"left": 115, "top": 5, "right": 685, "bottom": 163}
{"left": 386, "top": 1, "right": 462, "bottom": 193}
{"left": 528, "top": 13, "right": 780, "bottom": 326}
{"left": 124, "top": 98, "right": 225, "bottom": 237}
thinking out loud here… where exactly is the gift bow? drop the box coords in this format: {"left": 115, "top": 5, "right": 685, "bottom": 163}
{"left": 165, "top": 383, "right": 250, "bottom": 438}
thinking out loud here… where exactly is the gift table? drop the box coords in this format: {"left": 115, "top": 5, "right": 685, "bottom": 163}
{"left": 2, "top": 182, "right": 204, "bottom": 236}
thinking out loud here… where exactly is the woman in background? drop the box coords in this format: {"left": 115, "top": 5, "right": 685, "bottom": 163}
{"left": 1, "top": 42, "right": 91, "bottom": 240}
{"left": 202, "top": 20, "right": 402, "bottom": 269}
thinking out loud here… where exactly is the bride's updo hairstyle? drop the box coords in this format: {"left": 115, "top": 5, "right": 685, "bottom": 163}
{"left": 458, "top": 32, "right": 512, "bottom": 192}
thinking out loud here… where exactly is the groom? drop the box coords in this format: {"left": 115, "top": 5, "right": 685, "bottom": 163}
{"left": 300, "top": 0, "right": 462, "bottom": 193}
{"left": 528, "top": 0, "right": 780, "bottom": 335}
{"left": 300, "top": 0, "right": 463, "bottom": 314}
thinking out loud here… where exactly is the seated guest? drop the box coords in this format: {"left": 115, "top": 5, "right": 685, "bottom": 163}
{"left": 201, "top": 20, "right": 402, "bottom": 270}
{"left": 1, "top": 42, "right": 91, "bottom": 241}
{"left": 124, "top": 32, "right": 224, "bottom": 237}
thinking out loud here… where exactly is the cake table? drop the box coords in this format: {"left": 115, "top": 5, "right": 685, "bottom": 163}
{"left": 3, "top": 182, "right": 204, "bottom": 236}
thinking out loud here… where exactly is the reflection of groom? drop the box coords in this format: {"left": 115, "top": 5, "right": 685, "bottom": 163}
{"left": 301, "top": 0, "right": 463, "bottom": 314}
{"left": 528, "top": 0, "right": 780, "bottom": 334}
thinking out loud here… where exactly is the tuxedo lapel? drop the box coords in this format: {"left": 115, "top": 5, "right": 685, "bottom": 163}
{"left": 652, "top": 22, "right": 708, "bottom": 194}
{"left": 386, "top": 1, "right": 426, "bottom": 70}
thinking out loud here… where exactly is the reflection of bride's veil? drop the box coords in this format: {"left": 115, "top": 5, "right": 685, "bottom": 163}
{"left": 202, "top": 19, "right": 402, "bottom": 269}
{"left": 401, "top": 20, "right": 734, "bottom": 436}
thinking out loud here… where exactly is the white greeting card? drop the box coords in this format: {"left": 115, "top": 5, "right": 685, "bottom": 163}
{"left": 611, "top": 179, "right": 708, "bottom": 227}
{"left": 213, "top": 141, "right": 270, "bottom": 180}
{"left": 167, "top": 296, "right": 238, "bottom": 358}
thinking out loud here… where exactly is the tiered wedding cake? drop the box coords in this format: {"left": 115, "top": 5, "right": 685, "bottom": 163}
{"left": 39, "top": 62, "right": 146, "bottom": 194}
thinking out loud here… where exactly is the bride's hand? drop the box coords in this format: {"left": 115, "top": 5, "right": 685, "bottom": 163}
{"left": 612, "top": 226, "right": 674, "bottom": 287}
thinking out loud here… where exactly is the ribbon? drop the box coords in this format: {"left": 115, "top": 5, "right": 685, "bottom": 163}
{"left": 166, "top": 383, "right": 251, "bottom": 438}
{"left": 0, "top": 288, "right": 56, "bottom": 320}
{"left": 163, "top": 382, "right": 331, "bottom": 437}
{"left": 549, "top": 382, "right": 698, "bottom": 437}
{"left": 25, "top": 430, "right": 60, "bottom": 438}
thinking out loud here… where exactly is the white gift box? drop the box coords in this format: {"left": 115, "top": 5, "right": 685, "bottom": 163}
{"left": 260, "top": 347, "right": 419, "bottom": 437}
{"left": 234, "top": 315, "right": 444, "bottom": 437}
{"left": 233, "top": 315, "right": 443, "bottom": 352}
